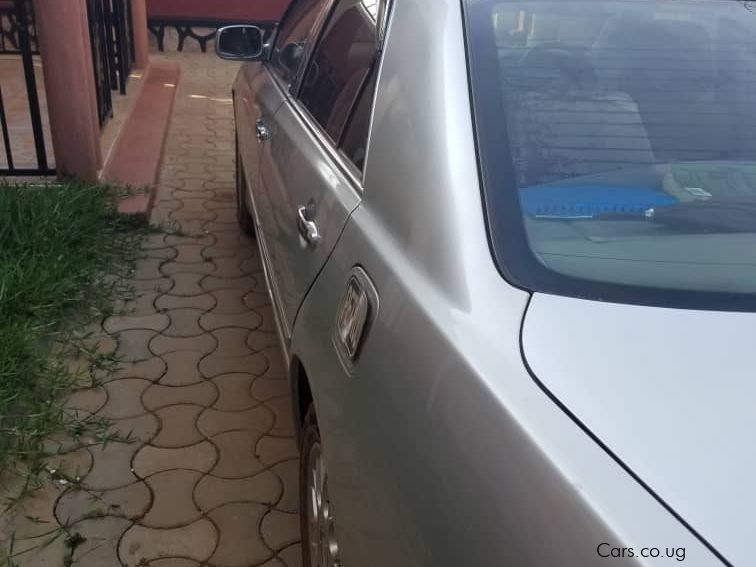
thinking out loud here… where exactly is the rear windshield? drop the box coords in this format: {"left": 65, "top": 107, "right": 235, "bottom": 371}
{"left": 464, "top": 0, "right": 756, "bottom": 310}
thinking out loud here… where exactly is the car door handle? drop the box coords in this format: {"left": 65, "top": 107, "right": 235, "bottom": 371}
{"left": 297, "top": 206, "right": 321, "bottom": 246}
{"left": 255, "top": 119, "right": 270, "bottom": 143}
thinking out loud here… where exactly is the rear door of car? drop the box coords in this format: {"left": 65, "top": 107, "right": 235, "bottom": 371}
{"left": 258, "top": 0, "right": 382, "bottom": 338}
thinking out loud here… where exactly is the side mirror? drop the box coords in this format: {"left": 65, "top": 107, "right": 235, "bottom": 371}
{"left": 216, "top": 25, "right": 264, "bottom": 61}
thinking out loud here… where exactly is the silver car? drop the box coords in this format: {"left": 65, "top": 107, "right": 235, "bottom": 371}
{"left": 217, "top": 1, "right": 756, "bottom": 565}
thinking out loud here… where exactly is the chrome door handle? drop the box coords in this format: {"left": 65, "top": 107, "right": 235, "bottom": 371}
{"left": 297, "top": 205, "right": 321, "bottom": 246}
{"left": 255, "top": 119, "right": 270, "bottom": 143}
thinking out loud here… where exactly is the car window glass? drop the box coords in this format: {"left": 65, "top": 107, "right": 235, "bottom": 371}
{"left": 339, "top": 67, "right": 377, "bottom": 173}
{"left": 299, "top": 0, "right": 378, "bottom": 141}
{"left": 271, "top": 0, "right": 331, "bottom": 87}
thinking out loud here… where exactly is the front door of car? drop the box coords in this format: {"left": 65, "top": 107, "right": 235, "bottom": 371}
{"left": 239, "top": 0, "right": 333, "bottom": 318}
{"left": 259, "top": 0, "right": 380, "bottom": 336}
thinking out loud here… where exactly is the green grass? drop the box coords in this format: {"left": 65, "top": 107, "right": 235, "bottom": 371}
{"left": 0, "top": 181, "right": 142, "bottom": 481}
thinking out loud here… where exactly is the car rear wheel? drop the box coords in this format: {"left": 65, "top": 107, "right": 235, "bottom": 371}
{"left": 235, "top": 134, "right": 255, "bottom": 236}
{"left": 300, "top": 405, "right": 342, "bottom": 567}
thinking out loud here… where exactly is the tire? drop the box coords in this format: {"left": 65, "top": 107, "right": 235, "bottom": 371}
{"left": 299, "top": 404, "right": 342, "bottom": 567}
{"left": 235, "top": 134, "right": 255, "bottom": 237}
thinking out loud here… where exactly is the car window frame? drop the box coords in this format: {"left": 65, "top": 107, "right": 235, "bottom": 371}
{"left": 268, "top": 0, "right": 335, "bottom": 94}
{"left": 288, "top": 0, "right": 390, "bottom": 188}
{"left": 263, "top": 0, "right": 391, "bottom": 191}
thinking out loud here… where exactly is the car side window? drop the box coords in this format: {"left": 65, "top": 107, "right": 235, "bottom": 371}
{"left": 339, "top": 66, "right": 377, "bottom": 173}
{"left": 298, "top": 0, "right": 379, "bottom": 142}
{"left": 271, "top": 0, "right": 332, "bottom": 88}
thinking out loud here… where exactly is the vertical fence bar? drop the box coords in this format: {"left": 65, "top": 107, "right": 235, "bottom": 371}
{"left": 15, "top": 0, "right": 48, "bottom": 171}
{"left": 88, "top": 0, "right": 113, "bottom": 126}
{"left": 102, "top": 0, "right": 118, "bottom": 90}
{"left": 112, "top": 0, "right": 129, "bottom": 93}
{"left": 0, "top": 85, "right": 15, "bottom": 172}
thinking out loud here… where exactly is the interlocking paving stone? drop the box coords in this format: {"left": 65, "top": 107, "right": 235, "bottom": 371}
{"left": 251, "top": 378, "right": 289, "bottom": 402}
{"left": 142, "top": 470, "right": 204, "bottom": 527}
{"left": 133, "top": 442, "right": 217, "bottom": 478}
{"left": 210, "top": 373, "right": 259, "bottom": 410}
{"left": 116, "top": 329, "right": 159, "bottom": 362}
{"left": 111, "top": 357, "right": 167, "bottom": 382}
{"left": 199, "top": 351, "right": 267, "bottom": 378}
{"left": 211, "top": 430, "right": 266, "bottom": 479}
{"left": 243, "top": 290, "right": 272, "bottom": 309}
{"left": 100, "top": 378, "right": 152, "bottom": 419}
{"left": 84, "top": 442, "right": 140, "bottom": 490}
{"left": 257, "top": 305, "right": 279, "bottom": 333}
{"left": 165, "top": 233, "right": 214, "bottom": 248}
{"left": 210, "top": 328, "right": 253, "bottom": 357}
{"left": 203, "top": 243, "right": 254, "bottom": 260}
{"left": 247, "top": 331, "right": 281, "bottom": 352}
{"left": 199, "top": 311, "right": 263, "bottom": 333}
{"left": 141, "top": 233, "right": 168, "bottom": 249}
{"left": 264, "top": 397, "right": 297, "bottom": 437}
{"left": 201, "top": 274, "right": 257, "bottom": 292}
{"left": 116, "top": 291, "right": 161, "bottom": 316}
{"left": 240, "top": 256, "right": 262, "bottom": 275}
{"left": 134, "top": 258, "right": 166, "bottom": 280}
{"left": 194, "top": 471, "right": 281, "bottom": 511}
{"left": 119, "top": 519, "right": 218, "bottom": 566}
{"left": 271, "top": 459, "right": 299, "bottom": 513}
{"left": 155, "top": 292, "right": 217, "bottom": 312}
{"left": 279, "top": 543, "right": 303, "bottom": 567}
{"left": 55, "top": 480, "right": 150, "bottom": 524}
{"left": 147, "top": 559, "right": 201, "bottom": 567}
{"left": 104, "top": 313, "right": 170, "bottom": 333}
{"left": 159, "top": 351, "right": 207, "bottom": 386}
{"left": 150, "top": 332, "right": 216, "bottom": 357}
{"left": 197, "top": 406, "right": 274, "bottom": 438}
{"left": 162, "top": 261, "right": 216, "bottom": 277}
{"left": 143, "top": 381, "right": 218, "bottom": 411}
{"left": 163, "top": 308, "right": 206, "bottom": 337}
{"left": 207, "top": 503, "right": 272, "bottom": 567}
{"left": 261, "top": 510, "right": 300, "bottom": 552}
{"left": 11, "top": 483, "right": 63, "bottom": 539}
{"left": 170, "top": 272, "right": 207, "bottom": 296}
{"left": 152, "top": 405, "right": 205, "bottom": 448}
{"left": 107, "top": 413, "right": 160, "bottom": 444}
{"left": 70, "top": 516, "right": 132, "bottom": 566}
{"left": 142, "top": 246, "right": 178, "bottom": 260}
{"left": 172, "top": 244, "right": 206, "bottom": 263}
{"left": 132, "top": 276, "right": 175, "bottom": 294}
{"left": 257, "top": 436, "right": 298, "bottom": 466}
{"left": 208, "top": 288, "right": 253, "bottom": 315}
{"left": 65, "top": 386, "right": 107, "bottom": 414}
{"left": 212, "top": 256, "right": 248, "bottom": 279}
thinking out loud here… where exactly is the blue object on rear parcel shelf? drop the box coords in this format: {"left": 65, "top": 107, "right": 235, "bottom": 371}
{"left": 519, "top": 184, "right": 678, "bottom": 219}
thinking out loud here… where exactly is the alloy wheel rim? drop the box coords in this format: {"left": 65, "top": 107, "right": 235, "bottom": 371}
{"left": 306, "top": 442, "right": 341, "bottom": 567}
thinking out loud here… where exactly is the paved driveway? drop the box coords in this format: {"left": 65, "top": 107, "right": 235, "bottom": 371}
{"left": 6, "top": 51, "right": 301, "bottom": 567}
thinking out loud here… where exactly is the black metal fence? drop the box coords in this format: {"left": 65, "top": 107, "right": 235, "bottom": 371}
{"left": 0, "top": 0, "right": 134, "bottom": 176}
{"left": 88, "top": 0, "right": 135, "bottom": 126}
{"left": 0, "top": 0, "right": 52, "bottom": 176}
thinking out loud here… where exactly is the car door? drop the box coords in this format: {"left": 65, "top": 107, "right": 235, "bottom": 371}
{"left": 258, "top": 0, "right": 380, "bottom": 337}
{"left": 237, "top": 0, "right": 332, "bottom": 289}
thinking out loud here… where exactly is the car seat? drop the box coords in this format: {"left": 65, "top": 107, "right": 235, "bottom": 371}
{"left": 502, "top": 39, "right": 656, "bottom": 187}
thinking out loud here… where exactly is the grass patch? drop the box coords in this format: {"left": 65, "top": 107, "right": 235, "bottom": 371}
{"left": 0, "top": 181, "right": 142, "bottom": 486}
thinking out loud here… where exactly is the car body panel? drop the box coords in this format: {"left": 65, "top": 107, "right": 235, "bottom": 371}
{"left": 234, "top": 62, "right": 285, "bottom": 199}
{"left": 259, "top": 97, "right": 361, "bottom": 336}
{"left": 522, "top": 293, "right": 755, "bottom": 567}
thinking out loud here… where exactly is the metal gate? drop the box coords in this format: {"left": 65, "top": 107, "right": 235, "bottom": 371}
{"left": 88, "top": 0, "right": 135, "bottom": 127}
{"left": 0, "top": 0, "right": 52, "bottom": 176}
